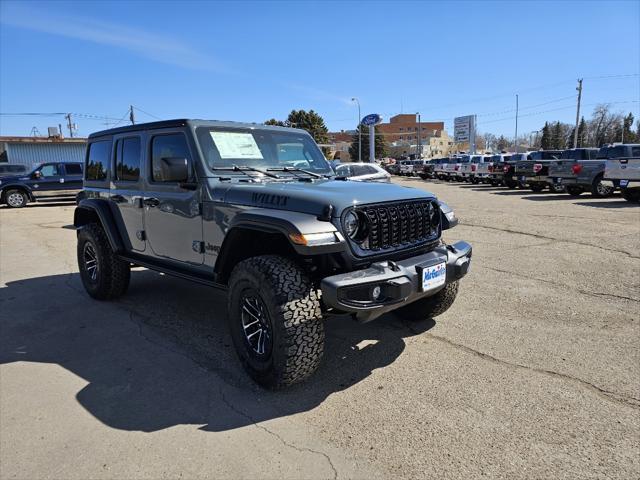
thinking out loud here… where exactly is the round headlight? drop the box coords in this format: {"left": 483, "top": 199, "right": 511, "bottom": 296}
{"left": 344, "top": 211, "right": 359, "bottom": 238}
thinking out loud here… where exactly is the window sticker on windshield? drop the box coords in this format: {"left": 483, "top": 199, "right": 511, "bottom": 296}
{"left": 210, "top": 131, "right": 263, "bottom": 160}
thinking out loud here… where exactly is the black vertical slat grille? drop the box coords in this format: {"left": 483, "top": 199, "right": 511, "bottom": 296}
{"left": 355, "top": 200, "right": 440, "bottom": 252}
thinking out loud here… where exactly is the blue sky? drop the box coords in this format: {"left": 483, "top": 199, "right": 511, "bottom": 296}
{"left": 1, "top": 0, "right": 638, "bottom": 138}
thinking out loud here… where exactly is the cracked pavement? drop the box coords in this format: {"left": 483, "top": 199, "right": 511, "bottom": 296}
{"left": 1, "top": 180, "right": 639, "bottom": 479}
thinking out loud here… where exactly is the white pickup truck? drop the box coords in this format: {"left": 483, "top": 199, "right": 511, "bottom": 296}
{"left": 602, "top": 144, "right": 640, "bottom": 202}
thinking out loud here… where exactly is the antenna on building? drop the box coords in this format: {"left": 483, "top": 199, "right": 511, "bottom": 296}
{"left": 30, "top": 126, "right": 41, "bottom": 137}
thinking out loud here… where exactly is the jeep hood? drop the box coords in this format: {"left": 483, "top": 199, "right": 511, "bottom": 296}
{"left": 212, "top": 179, "right": 436, "bottom": 217}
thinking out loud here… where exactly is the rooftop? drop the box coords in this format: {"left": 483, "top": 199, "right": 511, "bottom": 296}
{"left": 0, "top": 136, "right": 87, "bottom": 144}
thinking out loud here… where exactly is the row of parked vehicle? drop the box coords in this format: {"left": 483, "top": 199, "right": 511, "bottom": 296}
{"left": 390, "top": 144, "right": 640, "bottom": 202}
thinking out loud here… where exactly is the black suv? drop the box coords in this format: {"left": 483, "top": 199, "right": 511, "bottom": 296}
{"left": 0, "top": 162, "right": 84, "bottom": 208}
{"left": 74, "top": 119, "right": 472, "bottom": 388}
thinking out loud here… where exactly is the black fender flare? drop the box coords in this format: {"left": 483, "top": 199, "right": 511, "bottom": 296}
{"left": 0, "top": 183, "right": 35, "bottom": 202}
{"left": 225, "top": 208, "right": 346, "bottom": 255}
{"left": 74, "top": 198, "right": 125, "bottom": 253}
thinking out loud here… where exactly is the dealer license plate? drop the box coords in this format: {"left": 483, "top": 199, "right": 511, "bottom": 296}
{"left": 620, "top": 180, "right": 629, "bottom": 187}
{"left": 421, "top": 262, "right": 447, "bottom": 292}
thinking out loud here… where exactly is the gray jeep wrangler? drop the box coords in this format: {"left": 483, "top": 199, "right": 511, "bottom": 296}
{"left": 74, "top": 119, "right": 472, "bottom": 388}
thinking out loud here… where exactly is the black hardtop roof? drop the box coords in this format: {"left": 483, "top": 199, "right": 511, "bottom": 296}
{"left": 88, "top": 119, "right": 305, "bottom": 139}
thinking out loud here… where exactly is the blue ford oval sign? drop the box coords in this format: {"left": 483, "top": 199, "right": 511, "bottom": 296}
{"left": 361, "top": 113, "right": 382, "bottom": 126}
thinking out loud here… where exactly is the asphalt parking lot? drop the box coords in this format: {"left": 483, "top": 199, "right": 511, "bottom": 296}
{"left": 1, "top": 180, "right": 639, "bottom": 480}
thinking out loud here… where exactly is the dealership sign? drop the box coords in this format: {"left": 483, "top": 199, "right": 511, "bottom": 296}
{"left": 454, "top": 115, "right": 475, "bottom": 143}
{"left": 361, "top": 113, "right": 382, "bottom": 126}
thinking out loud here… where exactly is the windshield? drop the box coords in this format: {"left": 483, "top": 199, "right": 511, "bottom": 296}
{"left": 196, "top": 127, "right": 332, "bottom": 174}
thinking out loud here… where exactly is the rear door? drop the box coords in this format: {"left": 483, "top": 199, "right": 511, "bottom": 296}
{"left": 112, "top": 134, "right": 146, "bottom": 252}
{"left": 61, "top": 163, "right": 84, "bottom": 191}
{"left": 143, "top": 130, "right": 203, "bottom": 264}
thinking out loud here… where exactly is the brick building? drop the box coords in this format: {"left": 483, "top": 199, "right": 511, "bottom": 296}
{"left": 376, "top": 114, "right": 444, "bottom": 144}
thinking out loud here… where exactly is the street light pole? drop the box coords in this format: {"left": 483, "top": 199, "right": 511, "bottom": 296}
{"left": 352, "top": 97, "right": 361, "bottom": 162}
{"left": 514, "top": 94, "right": 519, "bottom": 153}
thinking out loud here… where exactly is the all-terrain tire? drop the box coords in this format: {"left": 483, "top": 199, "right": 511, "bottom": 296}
{"left": 506, "top": 180, "right": 518, "bottom": 189}
{"left": 621, "top": 187, "right": 640, "bottom": 203}
{"left": 77, "top": 223, "right": 130, "bottom": 300}
{"left": 227, "top": 255, "right": 324, "bottom": 389}
{"left": 4, "top": 189, "right": 28, "bottom": 208}
{"left": 394, "top": 281, "right": 459, "bottom": 321}
{"left": 529, "top": 184, "right": 545, "bottom": 193}
{"left": 566, "top": 186, "right": 584, "bottom": 196}
{"left": 591, "top": 175, "right": 614, "bottom": 198}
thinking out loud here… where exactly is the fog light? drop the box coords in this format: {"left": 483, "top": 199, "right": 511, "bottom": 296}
{"left": 371, "top": 285, "right": 381, "bottom": 300}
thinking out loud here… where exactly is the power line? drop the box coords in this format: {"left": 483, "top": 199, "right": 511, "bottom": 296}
{"left": 132, "top": 106, "right": 162, "bottom": 120}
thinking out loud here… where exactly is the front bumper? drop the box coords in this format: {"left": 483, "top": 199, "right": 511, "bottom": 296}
{"left": 321, "top": 241, "right": 472, "bottom": 322}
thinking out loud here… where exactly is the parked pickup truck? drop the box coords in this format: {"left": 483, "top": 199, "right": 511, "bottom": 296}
{"left": 515, "top": 150, "right": 564, "bottom": 192}
{"left": 473, "top": 155, "right": 496, "bottom": 184}
{"left": 0, "top": 162, "right": 84, "bottom": 208}
{"left": 434, "top": 158, "right": 452, "bottom": 180}
{"left": 601, "top": 143, "right": 640, "bottom": 202}
{"left": 417, "top": 159, "right": 437, "bottom": 179}
{"left": 502, "top": 153, "right": 528, "bottom": 188}
{"left": 485, "top": 154, "right": 511, "bottom": 186}
{"left": 459, "top": 154, "right": 485, "bottom": 183}
{"left": 547, "top": 148, "right": 613, "bottom": 197}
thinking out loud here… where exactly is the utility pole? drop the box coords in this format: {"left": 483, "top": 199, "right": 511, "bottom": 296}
{"left": 416, "top": 112, "right": 421, "bottom": 158}
{"left": 352, "top": 98, "right": 361, "bottom": 162}
{"left": 129, "top": 105, "right": 136, "bottom": 125}
{"left": 65, "top": 113, "right": 74, "bottom": 138}
{"left": 514, "top": 94, "right": 519, "bottom": 153}
{"left": 573, "top": 78, "right": 583, "bottom": 148}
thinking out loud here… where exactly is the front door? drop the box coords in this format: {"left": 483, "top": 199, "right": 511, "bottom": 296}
{"left": 111, "top": 135, "right": 145, "bottom": 252}
{"left": 143, "top": 131, "right": 203, "bottom": 265}
{"left": 31, "top": 163, "right": 63, "bottom": 196}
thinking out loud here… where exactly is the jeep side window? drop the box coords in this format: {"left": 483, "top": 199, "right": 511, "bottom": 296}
{"left": 631, "top": 146, "right": 640, "bottom": 157}
{"left": 86, "top": 141, "right": 111, "bottom": 181}
{"left": 115, "top": 137, "right": 141, "bottom": 181}
{"left": 151, "top": 134, "right": 191, "bottom": 182}
{"left": 39, "top": 164, "right": 60, "bottom": 177}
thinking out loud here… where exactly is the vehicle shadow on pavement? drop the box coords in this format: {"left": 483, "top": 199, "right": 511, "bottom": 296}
{"left": 0, "top": 202, "right": 75, "bottom": 210}
{"left": 574, "top": 200, "right": 638, "bottom": 209}
{"left": 0, "top": 270, "right": 434, "bottom": 433}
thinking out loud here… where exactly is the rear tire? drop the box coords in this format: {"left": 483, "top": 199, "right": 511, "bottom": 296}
{"left": 4, "top": 189, "right": 28, "bottom": 208}
{"left": 506, "top": 180, "right": 518, "bottom": 189}
{"left": 566, "top": 186, "right": 584, "bottom": 196}
{"left": 591, "top": 175, "right": 614, "bottom": 198}
{"left": 395, "top": 281, "right": 459, "bottom": 321}
{"left": 227, "top": 255, "right": 324, "bottom": 389}
{"left": 77, "top": 223, "right": 130, "bottom": 300}
{"left": 530, "top": 184, "right": 545, "bottom": 192}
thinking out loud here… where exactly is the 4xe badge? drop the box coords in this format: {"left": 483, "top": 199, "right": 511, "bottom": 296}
{"left": 421, "top": 262, "right": 446, "bottom": 292}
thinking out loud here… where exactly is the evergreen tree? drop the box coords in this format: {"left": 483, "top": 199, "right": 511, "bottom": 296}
{"left": 551, "top": 122, "right": 563, "bottom": 149}
{"left": 285, "top": 110, "right": 330, "bottom": 146}
{"left": 349, "top": 125, "right": 387, "bottom": 161}
{"left": 496, "top": 135, "right": 509, "bottom": 151}
{"left": 622, "top": 112, "right": 637, "bottom": 143}
{"left": 264, "top": 118, "right": 286, "bottom": 127}
{"left": 540, "top": 122, "right": 552, "bottom": 150}
{"left": 577, "top": 117, "right": 587, "bottom": 147}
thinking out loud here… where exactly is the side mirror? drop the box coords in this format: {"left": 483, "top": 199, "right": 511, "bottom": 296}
{"left": 153, "top": 157, "right": 189, "bottom": 182}
{"left": 33, "top": 171, "right": 42, "bottom": 179}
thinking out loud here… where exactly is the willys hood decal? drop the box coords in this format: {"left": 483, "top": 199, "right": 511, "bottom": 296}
{"left": 210, "top": 179, "right": 436, "bottom": 217}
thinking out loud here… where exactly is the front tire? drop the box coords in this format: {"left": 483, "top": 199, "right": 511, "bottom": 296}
{"left": 77, "top": 223, "right": 130, "bottom": 300}
{"left": 227, "top": 255, "right": 324, "bottom": 389}
{"left": 394, "top": 281, "right": 459, "bottom": 321}
{"left": 4, "top": 189, "right": 28, "bottom": 208}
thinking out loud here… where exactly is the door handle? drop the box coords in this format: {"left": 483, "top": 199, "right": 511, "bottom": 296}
{"left": 143, "top": 197, "right": 160, "bottom": 207}
{"left": 110, "top": 194, "right": 126, "bottom": 203}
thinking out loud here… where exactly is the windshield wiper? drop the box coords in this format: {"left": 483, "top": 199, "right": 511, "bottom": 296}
{"left": 211, "top": 165, "right": 280, "bottom": 178}
{"left": 266, "top": 167, "right": 325, "bottom": 178}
